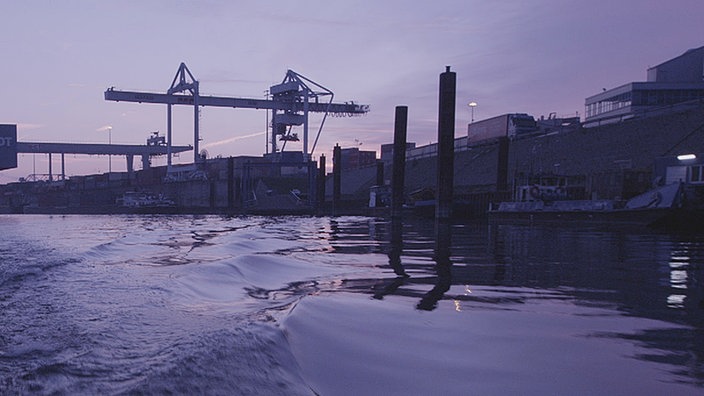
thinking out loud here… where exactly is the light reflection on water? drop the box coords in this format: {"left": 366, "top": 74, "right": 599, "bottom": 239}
{"left": 316, "top": 216, "right": 704, "bottom": 318}
{"left": 1, "top": 215, "right": 704, "bottom": 394}
{"left": 299, "top": 216, "right": 704, "bottom": 392}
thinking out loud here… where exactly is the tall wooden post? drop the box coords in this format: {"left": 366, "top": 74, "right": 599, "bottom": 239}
{"left": 392, "top": 106, "right": 408, "bottom": 220}
{"left": 332, "top": 144, "right": 341, "bottom": 213}
{"left": 376, "top": 159, "right": 384, "bottom": 187}
{"left": 317, "top": 154, "right": 326, "bottom": 210}
{"left": 436, "top": 66, "right": 456, "bottom": 223}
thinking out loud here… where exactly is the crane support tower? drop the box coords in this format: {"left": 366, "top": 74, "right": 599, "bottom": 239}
{"left": 104, "top": 63, "right": 369, "bottom": 167}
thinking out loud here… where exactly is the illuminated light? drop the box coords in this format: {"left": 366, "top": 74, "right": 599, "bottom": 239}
{"left": 667, "top": 294, "right": 686, "bottom": 308}
{"left": 454, "top": 300, "right": 462, "bottom": 312}
{"left": 670, "top": 255, "right": 691, "bottom": 262}
{"left": 669, "top": 260, "right": 689, "bottom": 269}
{"left": 468, "top": 102, "right": 478, "bottom": 122}
{"left": 677, "top": 154, "right": 697, "bottom": 161}
{"left": 670, "top": 270, "right": 688, "bottom": 289}
{"left": 464, "top": 285, "right": 472, "bottom": 295}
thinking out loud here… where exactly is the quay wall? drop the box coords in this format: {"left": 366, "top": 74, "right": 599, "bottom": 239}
{"left": 3, "top": 105, "right": 704, "bottom": 216}
{"left": 508, "top": 106, "right": 704, "bottom": 177}
{"left": 0, "top": 156, "right": 317, "bottom": 214}
{"left": 333, "top": 104, "right": 704, "bottom": 213}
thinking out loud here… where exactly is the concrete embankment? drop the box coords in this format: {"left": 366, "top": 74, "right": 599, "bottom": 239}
{"left": 330, "top": 103, "right": 704, "bottom": 217}
{"left": 3, "top": 104, "right": 704, "bottom": 217}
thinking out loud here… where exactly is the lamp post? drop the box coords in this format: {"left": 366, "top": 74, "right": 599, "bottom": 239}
{"left": 468, "top": 101, "right": 477, "bottom": 123}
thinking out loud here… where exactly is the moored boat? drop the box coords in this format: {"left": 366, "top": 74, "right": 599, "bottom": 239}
{"left": 487, "top": 182, "right": 697, "bottom": 229}
{"left": 116, "top": 191, "right": 178, "bottom": 214}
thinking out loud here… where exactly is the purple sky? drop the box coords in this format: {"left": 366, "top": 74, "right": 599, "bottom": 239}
{"left": 2, "top": 1, "right": 703, "bottom": 182}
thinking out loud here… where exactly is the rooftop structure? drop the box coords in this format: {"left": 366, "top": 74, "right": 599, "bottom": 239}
{"left": 585, "top": 46, "right": 704, "bottom": 126}
{"left": 467, "top": 113, "right": 537, "bottom": 144}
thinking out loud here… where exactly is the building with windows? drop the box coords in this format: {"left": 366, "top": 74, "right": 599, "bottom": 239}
{"left": 380, "top": 142, "right": 416, "bottom": 163}
{"left": 585, "top": 46, "right": 704, "bottom": 126}
{"left": 340, "top": 147, "right": 377, "bottom": 170}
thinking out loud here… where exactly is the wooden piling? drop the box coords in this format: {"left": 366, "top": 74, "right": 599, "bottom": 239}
{"left": 436, "top": 66, "right": 456, "bottom": 223}
{"left": 317, "top": 154, "right": 326, "bottom": 210}
{"left": 392, "top": 106, "right": 408, "bottom": 220}
{"left": 332, "top": 144, "right": 341, "bottom": 213}
{"left": 376, "top": 159, "right": 384, "bottom": 188}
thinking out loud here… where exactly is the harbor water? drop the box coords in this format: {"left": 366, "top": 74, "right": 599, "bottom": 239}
{"left": 1, "top": 215, "right": 703, "bottom": 395}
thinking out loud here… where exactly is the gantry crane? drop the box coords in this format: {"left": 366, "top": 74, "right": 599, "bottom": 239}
{"left": 104, "top": 63, "right": 369, "bottom": 167}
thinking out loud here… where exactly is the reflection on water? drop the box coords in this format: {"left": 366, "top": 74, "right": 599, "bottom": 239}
{"left": 3, "top": 215, "right": 704, "bottom": 393}
{"left": 417, "top": 220, "right": 452, "bottom": 311}
{"left": 372, "top": 218, "right": 408, "bottom": 300}
{"left": 317, "top": 216, "right": 704, "bottom": 388}
{"left": 668, "top": 242, "right": 698, "bottom": 309}
{"left": 312, "top": 216, "right": 704, "bottom": 320}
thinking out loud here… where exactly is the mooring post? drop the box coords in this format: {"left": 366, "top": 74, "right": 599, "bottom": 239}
{"left": 317, "top": 154, "right": 326, "bottom": 211}
{"left": 392, "top": 106, "right": 408, "bottom": 220}
{"left": 332, "top": 144, "right": 341, "bottom": 213}
{"left": 436, "top": 66, "right": 456, "bottom": 223}
{"left": 376, "top": 159, "right": 384, "bottom": 188}
{"left": 227, "top": 156, "right": 234, "bottom": 210}
{"left": 426, "top": 66, "right": 457, "bottom": 310}
{"left": 374, "top": 159, "right": 385, "bottom": 209}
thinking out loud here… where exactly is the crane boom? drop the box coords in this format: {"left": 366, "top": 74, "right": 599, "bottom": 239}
{"left": 104, "top": 88, "right": 368, "bottom": 114}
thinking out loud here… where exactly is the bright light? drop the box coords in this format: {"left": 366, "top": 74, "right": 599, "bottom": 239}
{"left": 677, "top": 154, "right": 696, "bottom": 161}
{"left": 468, "top": 102, "right": 478, "bottom": 123}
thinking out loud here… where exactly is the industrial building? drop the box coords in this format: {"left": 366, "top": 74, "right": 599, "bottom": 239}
{"left": 380, "top": 142, "right": 416, "bottom": 164}
{"left": 339, "top": 147, "right": 377, "bottom": 170}
{"left": 585, "top": 46, "right": 704, "bottom": 125}
{"left": 0, "top": 63, "right": 369, "bottom": 214}
{"left": 326, "top": 45, "right": 704, "bottom": 217}
{"left": 4, "top": 47, "right": 704, "bottom": 216}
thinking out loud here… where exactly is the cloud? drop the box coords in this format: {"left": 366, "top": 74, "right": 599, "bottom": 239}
{"left": 202, "top": 131, "right": 266, "bottom": 149}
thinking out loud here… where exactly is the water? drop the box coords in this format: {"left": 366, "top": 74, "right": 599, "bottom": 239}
{"left": 1, "top": 215, "right": 703, "bottom": 395}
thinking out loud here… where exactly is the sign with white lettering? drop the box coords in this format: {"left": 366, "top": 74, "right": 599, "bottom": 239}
{"left": 0, "top": 124, "right": 18, "bottom": 170}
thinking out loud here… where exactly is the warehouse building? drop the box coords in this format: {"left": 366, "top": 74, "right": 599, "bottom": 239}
{"left": 585, "top": 46, "right": 704, "bottom": 126}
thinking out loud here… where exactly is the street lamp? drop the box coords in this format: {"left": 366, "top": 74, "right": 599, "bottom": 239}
{"left": 468, "top": 102, "right": 477, "bottom": 123}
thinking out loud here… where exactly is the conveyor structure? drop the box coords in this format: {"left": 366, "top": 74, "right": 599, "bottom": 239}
{"left": 16, "top": 139, "right": 192, "bottom": 181}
